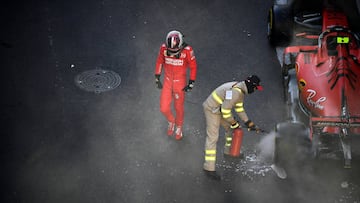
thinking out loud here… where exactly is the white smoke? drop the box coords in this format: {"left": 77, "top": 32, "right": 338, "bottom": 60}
{"left": 256, "top": 131, "right": 276, "bottom": 162}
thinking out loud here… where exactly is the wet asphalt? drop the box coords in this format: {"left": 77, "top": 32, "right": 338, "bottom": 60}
{"left": 1, "top": 0, "right": 360, "bottom": 202}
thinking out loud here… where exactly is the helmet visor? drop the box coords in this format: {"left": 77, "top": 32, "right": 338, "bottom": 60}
{"left": 167, "top": 36, "right": 180, "bottom": 50}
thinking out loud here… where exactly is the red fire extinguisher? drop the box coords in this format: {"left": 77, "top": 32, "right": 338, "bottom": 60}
{"left": 229, "top": 128, "right": 243, "bottom": 157}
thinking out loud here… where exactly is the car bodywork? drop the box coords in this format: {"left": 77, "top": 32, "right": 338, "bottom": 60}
{"left": 268, "top": 0, "right": 360, "bottom": 170}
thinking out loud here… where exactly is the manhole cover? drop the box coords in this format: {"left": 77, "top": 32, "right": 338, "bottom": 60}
{"left": 75, "top": 69, "right": 121, "bottom": 93}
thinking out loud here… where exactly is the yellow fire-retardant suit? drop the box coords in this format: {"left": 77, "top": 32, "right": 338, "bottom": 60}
{"left": 202, "top": 75, "right": 263, "bottom": 179}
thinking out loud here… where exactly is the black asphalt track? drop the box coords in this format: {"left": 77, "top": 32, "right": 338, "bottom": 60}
{"left": 1, "top": 0, "right": 360, "bottom": 202}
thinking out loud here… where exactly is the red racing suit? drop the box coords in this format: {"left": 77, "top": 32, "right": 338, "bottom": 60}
{"left": 155, "top": 43, "right": 197, "bottom": 126}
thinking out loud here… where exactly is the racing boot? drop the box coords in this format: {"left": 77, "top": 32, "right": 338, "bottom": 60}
{"left": 175, "top": 126, "right": 183, "bottom": 140}
{"left": 203, "top": 169, "right": 221, "bottom": 181}
{"left": 167, "top": 121, "right": 175, "bottom": 136}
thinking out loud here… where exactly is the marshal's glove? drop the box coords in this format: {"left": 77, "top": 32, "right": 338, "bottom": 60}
{"left": 245, "top": 120, "right": 261, "bottom": 133}
{"left": 183, "top": 80, "right": 195, "bottom": 92}
{"left": 230, "top": 120, "right": 240, "bottom": 129}
{"left": 155, "top": 74, "right": 162, "bottom": 89}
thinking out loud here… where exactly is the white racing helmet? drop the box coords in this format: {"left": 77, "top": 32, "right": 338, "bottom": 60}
{"left": 165, "top": 30, "right": 184, "bottom": 54}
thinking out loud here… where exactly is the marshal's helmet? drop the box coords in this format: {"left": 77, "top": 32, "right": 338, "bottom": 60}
{"left": 245, "top": 75, "right": 263, "bottom": 94}
{"left": 165, "top": 30, "right": 184, "bottom": 54}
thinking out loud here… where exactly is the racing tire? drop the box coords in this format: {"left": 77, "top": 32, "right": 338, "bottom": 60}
{"left": 273, "top": 122, "right": 311, "bottom": 169}
{"left": 267, "top": 5, "right": 293, "bottom": 47}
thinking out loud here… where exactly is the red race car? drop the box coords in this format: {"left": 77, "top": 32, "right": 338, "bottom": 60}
{"left": 268, "top": 0, "right": 360, "bottom": 176}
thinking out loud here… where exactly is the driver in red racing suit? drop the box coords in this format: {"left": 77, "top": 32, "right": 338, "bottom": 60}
{"left": 154, "top": 30, "right": 197, "bottom": 140}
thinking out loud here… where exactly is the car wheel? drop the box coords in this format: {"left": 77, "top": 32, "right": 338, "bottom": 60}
{"left": 267, "top": 5, "right": 293, "bottom": 46}
{"left": 273, "top": 122, "right": 311, "bottom": 169}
